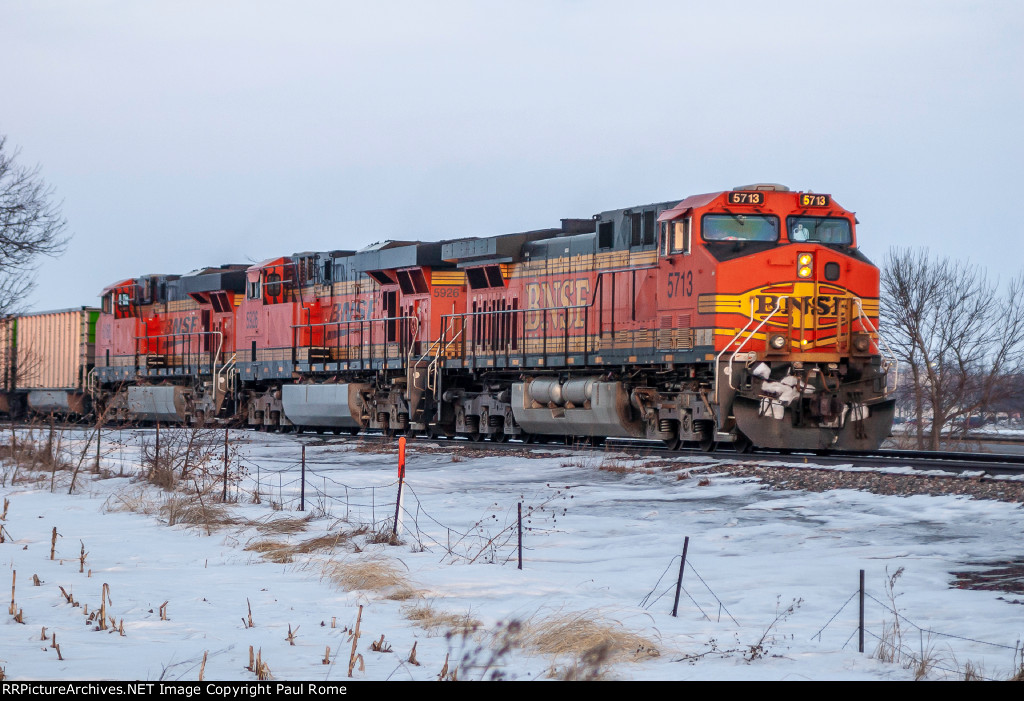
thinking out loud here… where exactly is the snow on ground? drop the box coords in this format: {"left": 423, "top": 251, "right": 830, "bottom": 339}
{"left": 1, "top": 428, "right": 1023, "bottom": 681}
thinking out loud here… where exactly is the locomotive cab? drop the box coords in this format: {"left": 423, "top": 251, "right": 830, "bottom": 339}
{"left": 676, "top": 184, "right": 896, "bottom": 450}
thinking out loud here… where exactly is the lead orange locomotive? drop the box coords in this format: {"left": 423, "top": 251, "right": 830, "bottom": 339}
{"left": 8, "top": 183, "right": 896, "bottom": 451}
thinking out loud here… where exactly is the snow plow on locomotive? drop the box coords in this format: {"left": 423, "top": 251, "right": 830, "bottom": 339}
{"left": 6, "top": 183, "right": 895, "bottom": 452}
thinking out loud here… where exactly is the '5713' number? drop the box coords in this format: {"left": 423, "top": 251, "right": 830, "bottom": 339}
{"left": 666, "top": 271, "right": 693, "bottom": 298}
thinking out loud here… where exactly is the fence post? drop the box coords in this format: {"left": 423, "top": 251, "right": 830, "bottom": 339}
{"left": 859, "top": 569, "right": 865, "bottom": 653}
{"left": 392, "top": 437, "right": 406, "bottom": 538}
{"left": 671, "top": 536, "right": 690, "bottom": 617}
{"left": 94, "top": 424, "right": 101, "bottom": 474}
{"left": 517, "top": 502, "right": 523, "bottom": 570}
{"left": 222, "top": 427, "right": 229, "bottom": 502}
{"left": 155, "top": 422, "right": 160, "bottom": 471}
{"left": 300, "top": 444, "right": 306, "bottom": 512}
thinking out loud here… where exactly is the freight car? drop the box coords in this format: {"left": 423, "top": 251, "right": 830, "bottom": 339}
{"left": 29, "top": 183, "right": 897, "bottom": 451}
{"left": 0, "top": 307, "right": 99, "bottom": 417}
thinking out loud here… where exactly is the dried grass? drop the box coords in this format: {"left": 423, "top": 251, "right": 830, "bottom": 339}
{"left": 160, "top": 496, "right": 236, "bottom": 529}
{"left": 297, "top": 532, "right": 351, "bottom": 552}
{"left": 253, "top": 516, "right": 311, "bottom": 536}
{"left": 366, "top": 523, "right": 401, "bottom": 546}
{"left": 524, "top": 611, "right": 658, "bottom": 664}
{"left": 598, "top": 459, "right": 653, "bottom": 475}
{"left": 384, "top": 587, "right": 418, "bottom": 602}
{"left": 104, "top": 489, "right": 160, "bottom": 516}
{"left": 318, "top": 557, "right": 410, "bottom": 596}
{"left": 402, "top": 602, "right": 482, "bottom": 636}
{"left": 244, "top": 540, "right": 295, "bottom": 564}
{"left": 245, "top": 530, "right": 353, "bottom": 564}
{"left": 961, "top": 660, "right": 984, "bottom": 681}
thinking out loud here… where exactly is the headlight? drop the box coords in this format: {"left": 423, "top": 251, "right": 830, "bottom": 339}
{"left": 852, "top": 333, "right": 871, "bottom": 353}
{"left": 797, "top": 252, "right": 813, "bottom": 279}
{"left": 768, "top": 334, "right": 787, "bottom": 350}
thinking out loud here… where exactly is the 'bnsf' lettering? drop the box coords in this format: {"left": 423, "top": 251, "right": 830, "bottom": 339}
{"left": 327, "top": 300, "right": 375, "bottom": 324}
{"left": 755, "top": 295, "right": 841, "bottom": 317}
{"left": 525, "top": 279, "right": 590, "bottom": 330}
{"left": 169, "top": 317, "right": 198, "bottom": 334}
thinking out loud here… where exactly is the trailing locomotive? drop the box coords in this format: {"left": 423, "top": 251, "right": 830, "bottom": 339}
{"left": 4, "top": 184, "right": 896, "bottom": 451}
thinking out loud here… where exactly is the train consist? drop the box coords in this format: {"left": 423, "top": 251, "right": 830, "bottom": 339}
{"left": 0, "top": 184, "right": 896, "bottom": 450}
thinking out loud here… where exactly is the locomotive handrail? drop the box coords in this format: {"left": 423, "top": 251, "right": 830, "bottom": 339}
{"left": 132, "top": 330, "right": 224, "bottom": 377}
{"left": 426, "top": 316, "right": 463, "bottom": 394}
{"left": 853, "top": 298, "right": 899, "bottom": 395}
{"left": 440, "top": 299, "right": 594, "bottom": 363}
{"left": 288, "top": 314, "right": 417, "bottom": 331}
{"left": 405, "top": 314, "right": 421, "bottom": 366}
{"left": 214, "top": 352, "right": 237, "bottom": 405}
{"left": 85, "top": 366, "right": 97, "bottom": 396}
{"left": 714, "top": 296, "right": 789, "bottom": 405}
{"left": 289, "top": 314, "right": 418, "bottom": 368}
{"left": 435, "top": 263, "right": 659, "bottom": 366}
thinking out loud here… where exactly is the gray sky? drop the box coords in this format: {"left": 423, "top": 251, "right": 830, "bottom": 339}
{"left": 3, "top": 1, "right": 1022, "bottom": 310}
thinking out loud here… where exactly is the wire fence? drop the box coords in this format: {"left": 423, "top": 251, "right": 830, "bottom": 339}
{"left": 5, "top": 425, "right": 1023, "bottom": 678}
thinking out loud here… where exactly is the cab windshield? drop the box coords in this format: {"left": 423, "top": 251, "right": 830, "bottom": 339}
{"left": 701, "top": 214, "right": 779, "bottom": 242}
{"left": 786, "top": 216, "right": 852, "bottom": 244}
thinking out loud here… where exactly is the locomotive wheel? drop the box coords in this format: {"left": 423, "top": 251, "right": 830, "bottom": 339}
{"left": 734, "top": 432, "right": 754, "bottom": 454}
{"left": 663, "top": 436, "right": 681, "bottom": 451}
{"left": 698, "top": 425, "right": 716, "bottom": 453}
{"left": 521, "top": 432, "right": 537, "bottom": 444}
{"left": 468, "top": 431, "right": 483, "bottom": 443}
{"left": 492, "top": 432, "right": 508, "bottom": 443}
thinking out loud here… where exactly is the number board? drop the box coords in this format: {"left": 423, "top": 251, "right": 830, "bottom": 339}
{"left": 799, "top": 193, "right": 831, "bottom": 207}
{"left": 727, "top": 191, "right": 765, "bottom": 205}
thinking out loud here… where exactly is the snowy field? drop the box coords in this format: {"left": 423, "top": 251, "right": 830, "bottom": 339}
{"left": 1, "top": 428, "right": 1023, "bottom": 682}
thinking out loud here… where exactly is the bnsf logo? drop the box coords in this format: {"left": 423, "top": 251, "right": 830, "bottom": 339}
{"left": 169, "top": 317, "right": 200, "bottom": 334}
{"left": 525, "top": 279, "right": 591, "bottom": 330}
{"left": 754, "top": 295, "right": 843, "bottom": 317}
{"left": 698, "top": 282, "right": 878, "bottom": 330}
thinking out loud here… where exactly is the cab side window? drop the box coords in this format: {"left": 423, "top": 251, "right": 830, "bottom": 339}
{"left": 662, "top": 219, "right": 690, "bottom": 255}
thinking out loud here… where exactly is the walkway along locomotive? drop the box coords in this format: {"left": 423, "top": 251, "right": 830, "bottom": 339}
{"left": 4, "top": 184, "right": 897, "bottom": 451}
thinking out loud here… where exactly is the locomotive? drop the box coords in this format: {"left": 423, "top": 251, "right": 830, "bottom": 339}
{"left": 2, "top": 184, "right": 896, "bottom": 451}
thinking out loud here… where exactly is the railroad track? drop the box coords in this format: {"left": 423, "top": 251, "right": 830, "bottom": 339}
{"left": 6, "top": 419, "right": 1024, "bottom": 477}
{"left": 601, "top": 440, "right": 1024, "bottom": 476}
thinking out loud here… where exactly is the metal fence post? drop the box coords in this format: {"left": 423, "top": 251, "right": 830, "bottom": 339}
{"left": 671, "top": 536, "right": 690, "bottom": 617}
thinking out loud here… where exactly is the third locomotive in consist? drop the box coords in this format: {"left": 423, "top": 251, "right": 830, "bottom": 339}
{"left": 7, "top": 184, "right": 897, "bottom": 451}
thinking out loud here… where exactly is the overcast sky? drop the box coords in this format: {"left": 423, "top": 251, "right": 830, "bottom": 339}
{"left": 3, "top": 1, "right": 1022, "bottom": 310}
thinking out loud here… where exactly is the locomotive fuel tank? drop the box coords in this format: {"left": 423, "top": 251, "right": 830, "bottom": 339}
{"left": 511, "top": 377, "right": 645, "bottom": 438}
{"left": 281, "top": 383, "right": 369, "bottom": 428}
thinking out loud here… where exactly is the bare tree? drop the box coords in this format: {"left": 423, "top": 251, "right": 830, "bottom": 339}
{"left": 881, "top": 249, "right": 1024, "bottom": 449}
{"left": 0, "top": 135, "right": 69, "bottom": 313}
